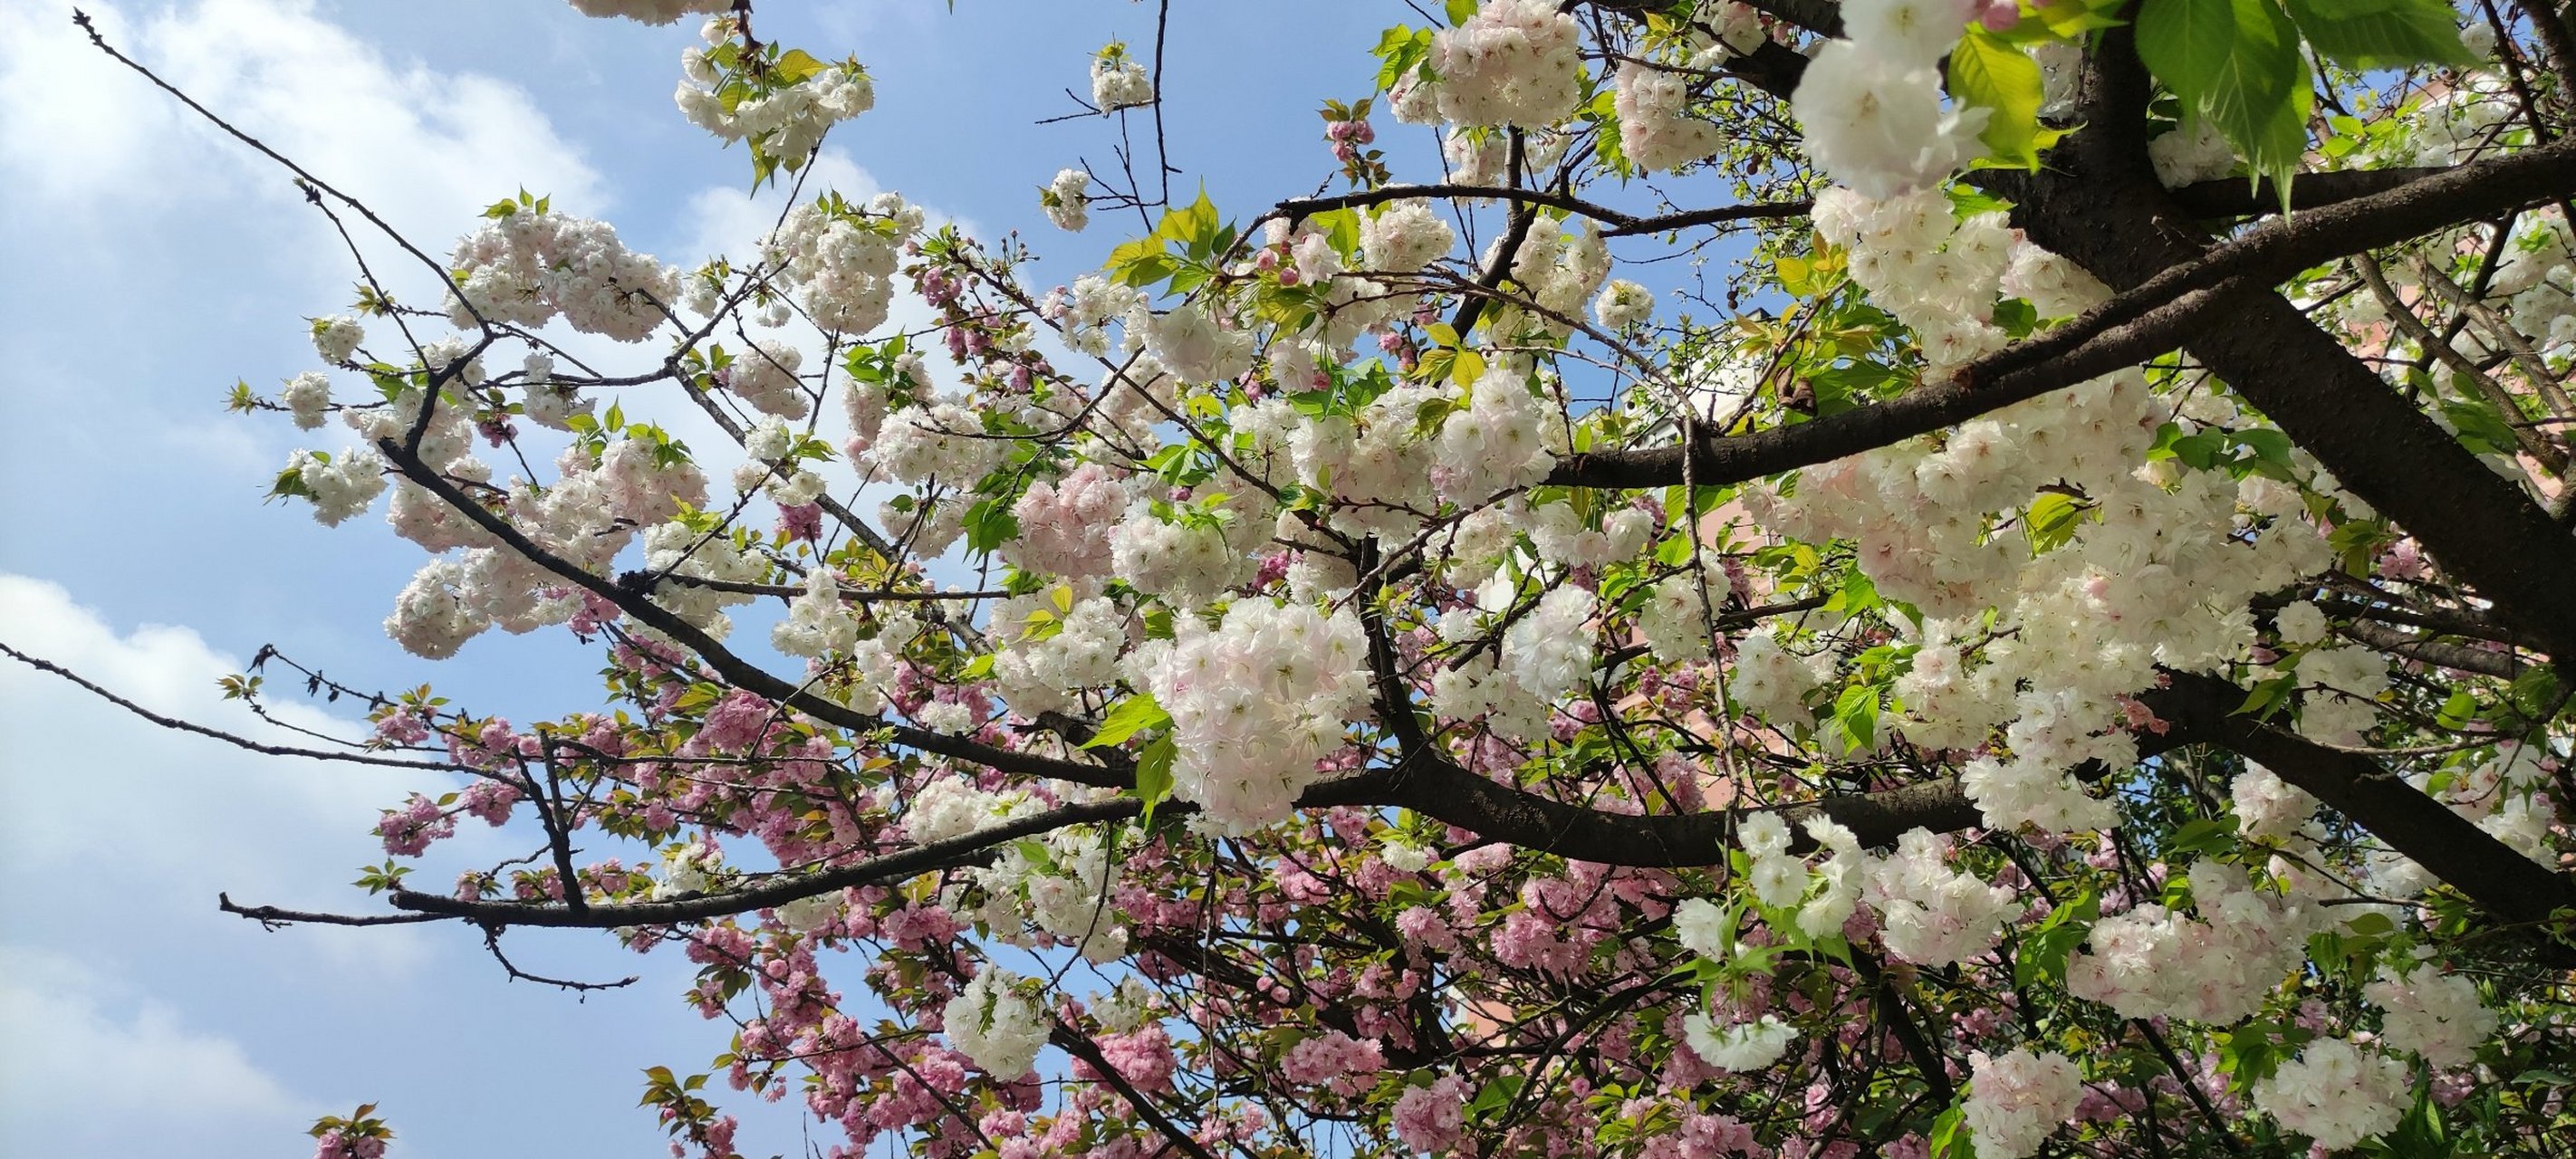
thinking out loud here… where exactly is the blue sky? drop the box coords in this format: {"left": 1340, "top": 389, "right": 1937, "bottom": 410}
{"left": 0, "top": 3, "right": 1399, "bottom": 1154}
{"left": 0, "top": 2, "right": 1738, "bottom": 1154}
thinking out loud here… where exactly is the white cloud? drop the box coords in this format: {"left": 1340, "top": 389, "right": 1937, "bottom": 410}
{"left": 0, "top": 946, "right": 317, "bottom": 1155}
{"left": 2, "top": 0, "right": 600, "bottom": 236}
{"left": 0, "top": 4, "right": 178, "bottom": 201}
{"left": 0, "top": 0, "right": 615, "bottom": 559}
{"left": 0, "top": 573, "right": 758, "bottom": 1159}
{"left": 0, "top": 572, "right": 437, "bottom": 973}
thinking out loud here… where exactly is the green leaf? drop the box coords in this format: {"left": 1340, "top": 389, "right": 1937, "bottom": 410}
{"left": 1444, "top": 0, "right": 1479, "bottom": 25}
{"left": 1929, "top": 1105, "right": 1976, "bottom": 1159}
{"left": 267, "top": 464, "right": 316, "bottom": 502}
{"left": 2016, "top": 888, "right": 2098, "bottom": 988}
{"left": 2233, "top": 426, "right": 2293, "bottom": 466}
{"left": 1371, "top": 26, "right": 1434, "bottom": 93}
{"left": 1104, "top": 235, "right": 1173, "bottom": 288}
{"left": 2170, "top": 428, "right": 2227, "bottom": 470}
{"left": 1133, "top": 733, "right": 1177, "bottom": 822}
{"left": 1083, "top": 694, "right": 1173, "bottom": 749}
{"left": 2170, "top": 814, "right": 2241, "bottom": 857}
{"left": 1447, "top": 347, "right": 1485, "bottom": 386}
{"left": 2028, "top": 0, "right": 2134, "bottom": 35}
{"left": 2217, "top": 1022, "right": 2292, "bottom": 1088}
{"left": 1468, "top": 1073, "right": 1525, "bottom": 1116}
{"left": 772, "top": 48, "right": 830, "bottom": 83}
{"left": 961, "top": 496, "right": 1019, "bottom": 554}
{"left": 1946, "top": 26, "right": 2047, "bottom": 168}
{"left": 1157, "top": 188, "right": 1222, "bottom": 253}
{"left": 2509, "top": 666, "right": 2563, "bottom": 721}
{"left": 1314, "top": 207, "right": 1363, "bottom": 258}
{"left": 1833, "top": 682, "right": 1879, "bottom": 750}
{"left": 1774, "top": 254, "right": 1817, "bottom": 296}
{"left": 2235, "top": 674, "right": 2297, "bottom": 719}
{"left": 2282, "top": 0, "right": 2476, "bottom": 70}
{"left": 2024, "top": 492, "right": 2089, "bottom": 553}
{"left": 2136, "top": 0, "right": 2313, "bottom": 198}
{"left": 2439, "top": 397, "right": 2523, "bottom": 456}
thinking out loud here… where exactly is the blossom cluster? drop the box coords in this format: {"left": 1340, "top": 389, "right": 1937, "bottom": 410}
{"left": 1129, "top": 599, "right": 1372, "bottom": 830}
{"left": 674, "top": 23, "right": 875, "bottom": 163}
{"left": 1791, "top": 0, "right": 1986, "bottom": 198}
{"left": 1962, "top": 1049, "right": 2083, "bottom": 1159}
{"left": 2065, "top": 859, "right": 2323, "bottom": 1024}
{"left": 1419, "top": 0, "right": 1584, "bottom": 130}
{"left": 1611, "top": 62, "right": 1721, "bottom": 174}
{"left": 2251, "top": 1037, "right": 2412, "bottom": 1150}
{"left": 943, "top": 966, "right": 1048, "bottom": 1078}
{"left": 448, "top": 204, "right": 680, "bottom": 341}
{"left": 758, "top": 192, "right": 924, "bottom": 339}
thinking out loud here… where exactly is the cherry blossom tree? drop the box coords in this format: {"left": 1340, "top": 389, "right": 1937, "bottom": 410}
{"left": 18, "top": 0, "right": 2576, "bottom": 1156}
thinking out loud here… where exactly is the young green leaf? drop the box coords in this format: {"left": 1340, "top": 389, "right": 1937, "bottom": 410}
{"left": 1084, "top": 694, "right": 1174, "bottom": 749}
{"left": 1947, "top": 26, "right": 2047, "bottom": 168}
{"left": 1133, "top": 732, "right": 1177, "bottom": 822}
{"left": 2137, "top": 0, "right": 2313, "bottom": 200}
{"left": 2282, "top": 0, "right": 2477, "bottom": 71}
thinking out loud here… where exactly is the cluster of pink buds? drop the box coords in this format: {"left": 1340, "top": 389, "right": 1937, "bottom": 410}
{"left": 1320, "top": 97, "right": 1389, "bottom": 186}
{"left": 1325, "top": 115, "right": 1375, "bottom": 164}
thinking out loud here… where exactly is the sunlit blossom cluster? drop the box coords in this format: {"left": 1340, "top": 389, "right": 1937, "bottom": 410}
{"left": 1419, "top": 0, "right": 1585, "bottom": 130}
{"left": 447, "top": 206, "right": 681, "bottom": 341}
{"left": 1129, "top": 599, "right": 1372, "bottom": 830}
{"left": 1791, "top": 0, "right": 1985, "bottom": 198}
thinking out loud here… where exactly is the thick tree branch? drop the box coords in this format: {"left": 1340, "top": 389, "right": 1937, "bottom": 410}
{"left": 2165, "top": 168, "right": 2457, "bottom": 218}
{"left": 1717, "top": 37, "right": 1810, "bottom": 101}
{"left": 1732, "top": 0, "right": 1843, "bottom": 37}
{"left": 2352, "top": 253, "right": 2569, "bottom": 473}
{"left": 2322, "top": 589, "right": 2549, "bottom": 651}
{"left": 1998, "top": 70, "right": 2576, "bottom": 662}
{"left": 381, "top": 768, "right": 1401, "bottom": 930}
{"left": 1386, "top": 750, "right": 1983, "bottom": 862}
{"left": 1986, "top": 139, "right": 2576, "bottom": 394}
{"left": 1850, "top": 951, "right": 1954, "bottom": 1106}
{"left": 1049, "top": 1021, "right": 1226, "bottom": 1159}
{"left": 1266, "top": 183, "right": 1641, "bottom": 228}
{"left": 2408, "top": 253, "right": 2576, "bottom": 423}
{"left": 1263, "top": 182, "right": 1813, "bottom": 238}
{"left": 1545, "top": 112, "right": 2571, "bottom": 495}
{"left": 219, "top": 893, "right": 457, "bottom": 927}
{"left": 624, "top": 570, "right": 1004, "bottom": 603}
{"left": 1544, "top": 278, "right": 2238, "bottom": 489}
{"left": 2142, "top": 670, "right": 2576, "bottom": 942}
{"left": 2336, "top": 617, "right": 2531, "bottom": 679}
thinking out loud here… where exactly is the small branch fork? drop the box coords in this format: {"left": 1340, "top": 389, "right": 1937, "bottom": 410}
{"left": 479, "top": 925, "right": 640, "bottom": 994}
